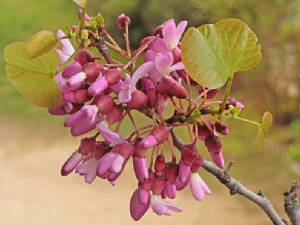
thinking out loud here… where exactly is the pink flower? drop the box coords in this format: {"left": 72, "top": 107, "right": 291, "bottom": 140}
{"left": 155, "top": 52, "right": 184, "bottom": 76}
{"left": 140, "top": 126, "right": 170, "bottom": 148}
{"left": 150, "top": 195, "right": 182, "bottom": 216}
{"left": 64, "top": 105, "right": 101, "bottom": 136}
{"left": 97, "top": 143, "right": 134, "bottom": 176}
{"left": 189, "top": 173, "right": 211, "bottom": 201}
{"left": 133, "top": 156, "right": 149, "bottom": 182}
{"left": 130, "top": 189, "right": 150, "bottom": 221}
{"left": 209, "top": 151, "right": 225, "bottom": 169}
{"left": 162, "top": 19, "right": 187, "bottom": 50}
{"left": 97, "top": 122, "right": 127, "bottom": 146}
{"left": 75, "top": 156, "right": 98, "bottom": 183}
{"left": 118, "top": 62, "right": 154, "bottom": 103}
{"left": 56, "top": 30, "right": 75, "bottom": 64}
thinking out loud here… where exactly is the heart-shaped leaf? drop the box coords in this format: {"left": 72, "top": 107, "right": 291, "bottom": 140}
{"left": 4, "top": 42, "right": 62, "bottom": 108}
{"left": 71, "top": 0, "right": 88, "bottom": 8}
{"left": 27, "top": 30, "right": 57, "bottom": 58}
{"left": 182, "top": 18, "right": 262, "bottom": 88}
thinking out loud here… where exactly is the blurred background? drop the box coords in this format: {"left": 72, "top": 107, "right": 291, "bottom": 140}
{"left": 0, "top": 0, "right": 299, "bottom": 224}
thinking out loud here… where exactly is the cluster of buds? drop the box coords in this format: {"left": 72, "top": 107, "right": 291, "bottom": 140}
{"left": 49, "top": 11, "right": 245, "bottom": 220}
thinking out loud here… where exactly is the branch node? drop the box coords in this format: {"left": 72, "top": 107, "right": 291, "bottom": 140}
{"left": 284, "top": 183, "right": 300, "bottom": 225}
{"left": 224, "top": 161, "right": 235, "bottom": 176}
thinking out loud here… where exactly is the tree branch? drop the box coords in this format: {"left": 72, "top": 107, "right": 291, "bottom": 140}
{"left": 171, "top": 129, "right": 291, "bottom": 225}
{"left": 284, "top": 184, "right": 300, "bottom": 225}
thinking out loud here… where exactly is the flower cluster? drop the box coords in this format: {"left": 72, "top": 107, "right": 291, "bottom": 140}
{"left": 49, "top": 12, "right": 245, "bottom": 220}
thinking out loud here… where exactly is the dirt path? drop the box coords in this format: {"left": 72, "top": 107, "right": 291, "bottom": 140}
{"left": 0, "top": 121, "right": 276, "bottom": 225}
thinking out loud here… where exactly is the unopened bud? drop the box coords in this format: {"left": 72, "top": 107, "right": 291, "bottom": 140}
{"left": 214, "top": 121, "right": 229, "bottom": 135}
{"left": 83, "top": 62, "right": 101, "bottom": 82}
{"left": 204, "top": 135, "right": 223, "bottom": 153}
{"left": 116, "top": 13, "right": 131, "bottom": 30}
{"left": 127, "top": 90, "right": 148, "bottom": 109}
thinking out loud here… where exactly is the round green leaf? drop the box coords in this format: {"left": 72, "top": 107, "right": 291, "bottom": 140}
{"left": 4, "top": 42, "right": 62, "bottom": 108}
{"left": 262, "top": 111, "right": 273, "bottom": 135}
{"left": 182, "top": 18, "right": 262, "bottom": 88}
{"left": 27, "top": 30, "right": 57, "bottom": 58}
{"left": 72, "top": 0, "right": 88, "bottom": 8}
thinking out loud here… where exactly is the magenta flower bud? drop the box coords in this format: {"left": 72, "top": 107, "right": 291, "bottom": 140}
{"left": 151, "top": 176, "right": 165, "bottom": 195}
{"left": 116, "top": 13, "right": 131, "bottom": 30}
{"left": 103, "top": 69, "right": 122, "bottom": 85}
{"left": 94, "top": 142, "right": 108, "bottom": 159}
{"left": 64, "top": 89, "right": 91, "bottom": 104}
{"left": 172, "top": 47, "right": 181, "bottom": 63}
{"left": 197, "top": 121, "right": 214, "bottom": 140}
{"left": 93, "top": 95, "right": 114, "bottom": 114}
{"left": 61, "top": 151, "right": 84, "bottom": 176}
{"left": 151, "top": 126, "right": 170, "bottom": 144}
{"left": 49, "top": 105, "right": 67, "bottom": 115}
{"left": 78, "top": 138, "right": 97, "bottom": 155}
{"left": 209, "top": 151, "right": 225, "bottom": 169}
{"left": 78, "top": 9, "right": 91, "bottom": 22}
{"left": 226, "top": 97, "right": 244, "bottom": 109}
{"left": 130, "top": 189, "right": 150, "bottom": 221}
{"left": 127, "top": 90, "right": 148, "bottom": 109}
{"left": 134, "top": 157, "right": 149, "bottom": 182}
{"left": 214, "top": 121, "right": 229, "bottom": 135}
{"left": 64, "top": 105, "right": 100, "bottom": 136}
{"left": 176, "top": 174, "right": 190, "bottom": 190}
{"left": 178, "top": 161, "right": 191, "bottom": 182}
{"left": 83, "top": 62, "right": 101, "bottom": 82}
{"left": 143, "top": 79, "right": 158, "bottom": 106}
{"left": 106, "top": 106, "right": 123, "bottom": 124}
{"left": 154, "top": 155, "right": 165, "bottom": 176}
{"left": 190, "top": 155, "right": 204, "bottom": 173}
{"left": 113, "top": 143, "right": 135, "bottom": 159}
{"left": 204, "top": 134, "right": 223, "bottom": 154}
{"left": 75, "top": 49, "right": 94, "bottom": 66}
{"left": 96, "top": 152, "right": 117, "bottom": 176}
{"left": 161, "top": 76, "right": 186, "bottom": 99}
{"left": 198, "top": 86, "right": 219, "bottom": 99}
{"left": 169, "top": 81, "right": 186, "bottom": 99}
{"left": 140, "top": 135, "right": 158, "bottom": 149}
{"left": 62, "top": 62, "right": 82, "bottom": 78}
{"left": 165, "top": 163, "right": 178, "bottom": 183}
{"left": 156, "top": 80, "right": 169, "bottom": 95}
{"left": 165, "top": 181, "right": 177, "bottom": 199}
{"left": 138, "top": 187, "right": 151, "bottom": 205}
{"left": 181, "top": 146, "right": 197, "bottom": 166}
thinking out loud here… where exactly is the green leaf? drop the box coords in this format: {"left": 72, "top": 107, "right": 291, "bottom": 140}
{"left": 27, "top": 30, "right": 57, "bottom": 58}
{"left": 182, "top": 18, "right": 262, "bottom": 88}
{"left": 262, "top": 111, "right": 273, "bottom": 136}
{"left": 92, "top": 13, "right": 104, "bottom": 26}
{"left": 256, "top": 111, "right": 273, "bottom": 155}
{"left": 4, "top": 42, "right": 62, "bottom": 108}
{"left": 189, "top": 108, "right": 201, "bottom": 121}
{"left": 71, "top": 0, "right": 88, "bottom": 8}
{"left": 256, "top": 127, "right": 265, "bottom": 155}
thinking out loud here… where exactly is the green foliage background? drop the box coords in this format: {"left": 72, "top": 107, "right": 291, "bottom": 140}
{"left": 0, "top": 0, "right": 299, "bottom": 180}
